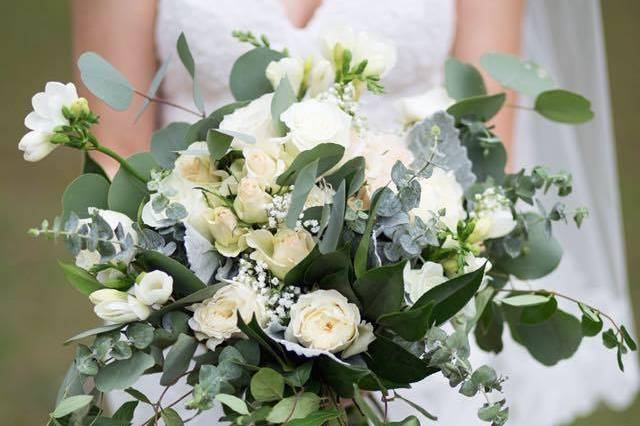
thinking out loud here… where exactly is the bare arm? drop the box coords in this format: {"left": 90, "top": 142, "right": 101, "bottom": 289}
{"left": 453, "top": 0, "right": 525, "bottom": 162}
{"left": 72, "top": 0, "right": 158, "bottom": 176}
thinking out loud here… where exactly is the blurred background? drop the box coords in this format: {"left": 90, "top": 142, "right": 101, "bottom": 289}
{"left": 0, "top": 1, "right": 637, "bottom": 424}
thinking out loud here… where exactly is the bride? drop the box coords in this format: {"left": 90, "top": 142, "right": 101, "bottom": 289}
{"left": 71, "top": 0, "right": 638, "bottom": 424}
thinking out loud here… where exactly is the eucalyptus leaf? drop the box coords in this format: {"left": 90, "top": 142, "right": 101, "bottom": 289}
{"left": 230, "top": 47, "right": 286, "bottom": 101}
{"left": 501, "top": 294, "right": 550, "bottom": 307}
{"left": 136, "top": 54, "right": 172, "bottom": 121}
{"left": 271, "top": 76, "right": 296, "bottom": 135}
{"left": 78, "top": 52, "right": 133, "bottom": 110}
{"left": 480, "top": 53, "right": 554, "bottom": 97}
{"left": 138, "top": 250, "right": 206, "bottom": 298}
{"left": 353, "top": 261, "right": 406, "bottom": 320}
{"left": 95, "top": 351, "right": 155, "bottom": 392}
{"left": 161, "top": 407, "right": 184, "bottom": 426}
{"left": 319, "top": 180, "right": 346, "bottom": 253}
{"left": 108, "top": 153, "right": 157, "bottom": 219}
{"left": 288, "top": 409, "right": 342, "bottom": 426}
{"left": 285, "top": 159, "right": 319, "bottom": 229}
{"left": 534, "top": 89, "right": 594, "bottom": 123}
{"left": 366, "top": 334, "right": 438, "bottom": 383}
{"left": 177, "top": 32, "right": 205, "bottom": 114}
{"left": 277, "top": 143, "right": 345, "bottom": 186}
{"left": 444, "top": 58, "right": 486, "bottom": 100}
{"left": 62, "top": 173, "right": 110, "bottom": 220}
{"left": 377, "top": 301, "right": 435, "bottom": 341}
{"left": 58, "top": 262, "right": 102, "bottom": 296}
{"left": 447, "top": 93, "right": 506, "bottom": 123}
{"left": 266, "top": 393, "right": 321, "bottom": 423}
{"left": 50, "top": 395, "right": 94, "bottom": 419}
{"left": 150, "top": 122, "right": 191, "bottom": 168}
{"left": 83, "top": 153, "right": 109, "bottom": 180}
{"left": 250, "top": 368, "right": 285, "bottom": 402}
{"left": 215, "top": 394, "right": 249, "bottom": 415}
{"left": 185, "top": 101, "right": 249, "bottom": 145}
{"left": 64, "top": 324, "right": 123, "bottom": 345}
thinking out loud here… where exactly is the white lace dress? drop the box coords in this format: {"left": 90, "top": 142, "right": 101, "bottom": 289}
{"left": 107, "top": 1, "right": 638, "bottom": 424}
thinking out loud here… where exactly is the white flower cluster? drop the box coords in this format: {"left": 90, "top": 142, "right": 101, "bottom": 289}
{"left": 318, "top": 82, "right": 367, "bottom": 134}
{"left": 265, "top": 192, "right": 292, "bottom": 229}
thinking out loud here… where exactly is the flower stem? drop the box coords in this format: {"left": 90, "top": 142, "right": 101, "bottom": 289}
{"left": 94, "top": 144, "right": 148, "bottom": 184}
{"left": 133, "top": 89, "right": 204, "bottom": 118}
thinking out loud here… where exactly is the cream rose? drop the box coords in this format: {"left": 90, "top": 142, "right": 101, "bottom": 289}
{"left": 403, "top": 262, "right": 448, "bottom": 304}
{"left": 174, "top": 142, "right": 222, "bottom": 187}
{"left": 285, "top": 289, "right": 375, "bottom": 358}
{"left": 266, "top": 57, "right": 305, "bottom": 94}
{"left": 205, "top": 207, "right": 248, "bottom": 257}
{"left": 246, "top": 228, "right": 315, "bottom": 279}
{"left": 412, "top": 167, "right": 466, "bottom": 231}
{"left": 89, "top": 289, "right": 150, "bottom": 323}
{"left": 396, "top": 87, "right": 455, "bottom": 127}
{"left": 243, "top": 148, "right": 284, "bottom": 188}
{"left": 280, "top": 99, "right": 352, "bottom": 152}
{"left": 233, "top": 177, "right": 273, "bottom": 224}
{"left": 321, "top": 27, "right": 397, "bottom": 77}
{"left": 134, "top": 270, "right": 173, "bottom": 306}
{"left": 188, "top": 283, "right": 267, "bottom": 351}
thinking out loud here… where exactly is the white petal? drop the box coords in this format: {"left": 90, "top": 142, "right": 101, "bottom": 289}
{"left": 32, "top": 92, "right": 53, "bottom": 119}
{"left": 342, "top": 323, "right": 376, "bottom": 359}
{"left": 18, "top": 131, "right": 57, "bottom": 161}
{"left": 24, "top": 111, "right": 54, "bottom": 132}
{"left": 44, "top": 81, "right": 68, "bottom": 98}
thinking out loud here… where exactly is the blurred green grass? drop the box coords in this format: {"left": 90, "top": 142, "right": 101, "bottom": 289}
{"left": 0, "top": 1, "right": 637, "bottom": 425}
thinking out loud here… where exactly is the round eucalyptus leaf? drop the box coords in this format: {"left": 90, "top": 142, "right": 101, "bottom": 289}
{"left": 62, "top": 173, "right": 110, "bottom": 220}
{"left": 496, "top": 213, "right": 563, "bottom": 279}
{"left": 107, "top": 153, "right": 158, "bottom": 219}
{"left": 444, "top": 58, "right": 486, "bottom": 101}
{"left": 51, "top": 395, "right": 94, "bottom": 418}
{"left": 501, "top": 294, "right": 550, "bottom": 307}
{"left": 95, "top": 351, "right": 155, "bottom": 392}
{"left": 447, "top": 93, "right": 506, "bottom": 123}
{"left": 151, "top": 122, "right": 191, "bottom": 168}
{"left": 78, "top": 52, "right": 133, "bottom": 111}
{"left": 534, "top": 89, "right": 594, "bottom": 124}
{"left": 480, "top": 53, "right": 554, "bottom": 97}
{"left": 230, "top": 47, "right": 285, "bottom": 101}
{"left": 185, "top": 101, "right": 249, "bottom": 145}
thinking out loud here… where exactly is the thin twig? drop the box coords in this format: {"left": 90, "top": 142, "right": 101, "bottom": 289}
{"left": 134, "top": 89, "right": 204, "bottom": 118}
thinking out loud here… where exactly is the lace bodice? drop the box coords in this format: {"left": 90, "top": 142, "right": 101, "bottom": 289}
{"left": 155, "top": 0, "right": 456, "bottom": 129}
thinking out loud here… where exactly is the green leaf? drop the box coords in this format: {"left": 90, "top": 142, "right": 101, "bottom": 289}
{"left": 285, "top": 159, "right": 319, "bottom": 229}
{"left": 95, "top": 351, "right": 155, "bottom": 392}
{"left": 138, "top": 250, "right": 206, "bottom": 298}
{"left": 520, "top": 296, "right": 558, "bottom": 325}
{"left": 581, "top": 312, "right": 603, "bottom": 337}
{"left": 501, "top": 294, "right": 550, "bottom": 307}
{"left": 387, "top": 416, "right": 420, "bottom": 426}
{"left": 496, "top": 212, "right": 563, "bottom": 279}
{"left": 250, "top": 367, "right": 285, "bottom": 402}
{"left": 150, "top": 122, "right": 191, "bottom": 168}
{"left": 64, "top": 324, "right": 123, "bottom": 345}
{"left": 58, "top": 262, "right": 102, "bottom": 296}
{"left": 324, "top": 156, "right": 366, "bottom": 196}
{"left": 284, "top": 246, "right": 321, "bottom": 286}
{"left": 447, "top": 93, "right": 506, "bottom": 122}
{"left": 318, "top": 356, "right": 370, "bottom": 397}
{"left": 206, "top": 129, "right": 233, "bottom": 161}
{"left": 136, "top": 54, "right": 172, "bottom": 121}
{"left": 177, "top": 32, "right": 204, "bottom": 114}
{"left": 62, "top": 173, "right": 110, "bottom": 220}
{"left": 124, "top": 388, "right": 152, "bottom": 405}
{"left": 107, "top": 153, "right": 157, "bottom": 219}
{"left": 266, "top": 393, "right": 321, "bottom": 423}
{"left": 277, "top": 143, "right": 346, "bottom": 186}
{"left": 126, "top": 322, "right": 155, "bottom": 349}
{"left": 354, "top": 188, "right": 389, "bottom": 278}
{"left": 288, "top": 409, "right": 341, "bottom": 426}
{"left": 113, "top": 400, "right": 138, "bottom": 422}
{"left": 602, "top": 328, "right": 618, "bottom": 349}
{"left": 160, "top": 333, "right": 198, "bottom": 386}
{"left": 230, "top": 47, "right": 286, "bottom": 101}
{"left": 444, "top": 58, "right": 486, "bottom": 100}
{"left": 352, "top": 384, "right": 382, "bottom": 426}
{"left": 78, "top": 52, "right": 133, "bottom": 111}
{"left": 271, "top": 76, "right": 296, "bottom": 135}
{"left": 161, "top": 407, "right": 184, "bottom": 426}
{"left": 235, "top": 340, "right": 261, "bottom": 365}
{"left": 412, "top": 266, "right": 485, "bottom": 325}
{"left": 394, "top": 392, "right": 438, "bottom": 421}
{"left": 474, "top": 302, "right": 504, "bottom": 353}
{"left": 151, "top": 284, "right": 225, "bottom": 320}
{"left": 319, "top": 180, "right": 346, "bottom": 254}
{"left": 480, "top": 53, "right": 554, "bottom": 97}
{"left": 56, "top": 362, "right": 85, "bottom": 406}
{"left": 50, "top": 395, "right": 94, "bottom": 418}
{"left": 534, "top": 89, "right": 594, "bottom": 123}
{"left": 215, "top": 394, "right": 250, "bottom": 415}
{"left": 237, "top": 315, "right": 291, "bottom": 370}
{"left": 377, "top": 301, "right": 435, "bottom": 341}
{"left": 354, "top": 261, "right": 406, "bottom": 320}
{"left": 621, "top": 326, "right": 637, "bottom": 351}
{"left": 365, "top": 334, "right": 437, "bottom": 383}
{"left": 504, "top": 308, "right": 583, "bottom": 366}
{"left": 83, "top": 153, "right": 109, "bottom": 180}
{"left": 284, "top": 362, "right": 313, "bottom": 388}
{"left": 185, "top": 101, "right": 249, "bottom": 145}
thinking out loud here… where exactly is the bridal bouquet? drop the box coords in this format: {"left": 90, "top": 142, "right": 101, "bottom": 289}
{"left": 22, "top": 28, "right": 636, "bottom": 426}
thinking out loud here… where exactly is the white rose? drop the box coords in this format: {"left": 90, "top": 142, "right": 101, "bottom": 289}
{"left": 90, "top": 289, "right": 150, "bottom": 323}
{"left": 219, "top": 93, "right": 280, "bottom": 155}
{"left": 281, "top": 99, "right": 352, "bottom": 152}
{"left": 266, "top": 57, "right": 305, "bottom": 94}
{"left": 18, "top": 82, "right": 80, "bottom": 161}
{"left": 412, "top": 167, "right": 467, "bottom": 231}
{"left": 246, "top": 228, "right": 315, "bottom": 280}
{"left": 308, "top": 57, "right": 335, "bottom": 97}
{"left": 233, "top": 178, "right": 273, "bottom": 224}
{"left": 396, "top": 87, "right": 455, "bottom": 127}
{"left": 285, "top": 289, "right": 375, "bottom": 358}
{"left": 188, "top": 283, "right": 267, "bottom": 351}
{"left": 321, "top": 27, "right": 397, "bottom": 77}
{"left": 134, "top": 270, "right": 174, "bottom": 306}
{"left": 205, "top": 207, "right": 248, "bottom": 257}
{"left": 403, "top": 262, "right": 448, "bottom": 304}
{"left": 243, "top": 148, "right": 284, "bottom": 187}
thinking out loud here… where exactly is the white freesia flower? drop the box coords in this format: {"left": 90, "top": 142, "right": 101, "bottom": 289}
{"left": 281, "top": 99, "right": 352, "bottom": 152}
{"left": 219, "top": 93, "right": 279, "bottom": 155}
{"left": 89, "top": 289, "right": 150, "bottom": 323}
{"left": 321, "top": 27, "right": 397, "bottom": 77}
{"left": 396, "top": 87, "right": 455, "bottom": 127}
{"left": 403, "top": 261, "right": 448, "bottom": 304}
{"left": 134, "top": 270, "right": 174, "bottom": 306}
{"left": 233, "top": 178, "right": 273, "bottom": 224}
{"left": 188, "top": 283, "right": 267, "bottom": 351}
{"left": 246, "top": 228, "right": 315, "bottom": 279}
{"left": 470, "top": 187, "right": 517, "bottom": 240}
{"left": 413, "top": 167, "right": 467, "bottom": 231}
{"left": 266, "top": 57, "right": 305, "bottom": 94}
{"left": 308, "top": 57, "right": 335, "bottom": 97}
{"left": 285, "top": 289, "right": 375, "bottom": 358}
{"left": 18, "top": 82, "right": 79, "bottom": 161}
{"left": 205, "top": 207, "right": 248, "bottom": 257}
